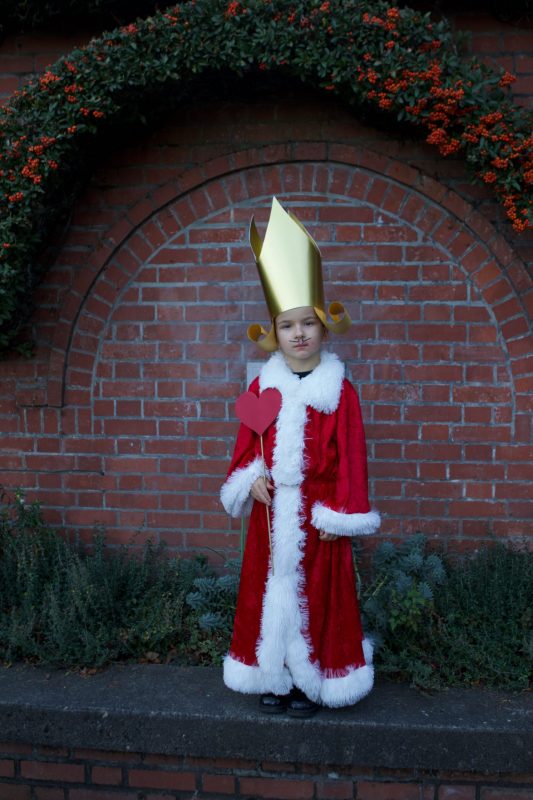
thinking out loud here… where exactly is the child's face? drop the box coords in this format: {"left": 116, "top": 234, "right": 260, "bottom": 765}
{"left": 274, "top": 306, "right": 325, "bottom": 371}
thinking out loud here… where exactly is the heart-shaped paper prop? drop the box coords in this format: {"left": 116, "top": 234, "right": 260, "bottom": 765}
{"left": 235, "top": 388, "right": 282, "bottom": 436}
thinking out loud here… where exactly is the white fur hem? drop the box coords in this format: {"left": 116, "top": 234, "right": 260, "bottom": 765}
{"left": 223, "top": 638, "right": 374, "bottom": 707}
{"left": 220, "top": 457, "right": 265, "bottom": 518}
{"left": 311, "top": 505, "right": 381, "bottom": 537}
{"left": 320, "top": 637, "right": 374, "bottom": 707}
{"left": 362, "top": 637, "right": 374, "bottom": 665}
{"left": 223, "top": 654, "right": 293, "bottom": 696}
{"left": 320, "top": 663, "right": 374, "bottom": 707}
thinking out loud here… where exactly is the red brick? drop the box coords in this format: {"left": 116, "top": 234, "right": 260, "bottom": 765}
{"left": 515, "top": 53, "right": 533, "bottom": 73}
{"left": 405, "top": 481, "right": 462, "bottom": 498}
{"left": 65, "top": 509, "right": 117, "bottom": 527}
{"left": 418, "top": 463, "right": 447, "bottom": 481}
{"left": 496, "top": 446, "right": 533, "bottom": 461}
{"left": 36, "top": 747, "right": 70, "bottom": 759}
{"left": 103, "top": 419, "right": 157, "bottom": 436}
{"left": 188, "top": 756, "right": 253, "bottom": 770}
{"left": 438, "top": 787, "right": 476, "bottom": 800}
{"left": 70, "top": 792, "right": 136, "bottom": 800}
{"left": 0, "top": 75, "right": 20, "bottom": 94}
{"left": 405, "top": 406, "right": 461, "bottom": 423}
{"left": 454, "top": 306, "right": 491, "bottom": 324}
{"left": 0, "top": 759, "right": 14, "bottom": 777}
{"left": 239, "top": 777, "right": 314, "bottom": 799}
{"left": 128, "top": 769, "right": 196, "bottom": 790}
{"left": 422, "top": 385, "right": 452, "bottom": 402}
{"left": 453, "top": 425, "right": 511, "bottom": 443}
{"left": 34, "top": 788, "right": 66, "bottom": 799}
{"left": 202, "top": 773, "right": 236, "bottom": 793}
{"left": 464, "top": 407, "right": 492, "bottom": 424}
{"left": 453, "top": 386, "right": 511, "bottom": 404}
{"left": 409, "top": 324, "right": 467, "bottom": 343}
{"left": 363, "top": 384, "right": 420, "bottom": 402}
{"left": 91, "top": 765, "right": 123, "bottom": 785}
{"left": 357, "top": 781, "right": 427, "bottom": 800}
{"left": 0, "top": 109, "right": 531, "bottom": 557}
{"left": 0, "top": 786, "right": 31, "bottom": 800}
{"left": 317, "top": 779, "right": 355, "bottom": 798}
{"left": 514, "top": 74, "right": 533, "bottom": 95}
{"left": 507, "top": 463, "right": 533, "bottom": 482}
{"left": 449, "top": 500, "right": 506, "bottom": 517}
{"left": 374, "top": 405, "right": 401, "bottom": 422}
{"left": 21, "top": 761, "right": 85, "bottom": 782}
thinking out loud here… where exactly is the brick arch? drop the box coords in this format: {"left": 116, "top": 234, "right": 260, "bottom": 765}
{"left": 48, "top": 157, "right": 532, "bottom": 551}
{"left": 47, "top": 144, "right": 532, "bottom": 413}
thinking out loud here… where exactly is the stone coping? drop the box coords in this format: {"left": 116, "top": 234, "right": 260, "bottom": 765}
{"left": 0, "top": 665, "right": 531, "bottom": 772}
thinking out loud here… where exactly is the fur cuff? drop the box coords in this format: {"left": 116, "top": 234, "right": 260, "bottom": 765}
{"left": 311, "top": 504, "right": 381, "bottom": 537}
{"left": 220, "top": 457, "right": 265, "bottom": 518}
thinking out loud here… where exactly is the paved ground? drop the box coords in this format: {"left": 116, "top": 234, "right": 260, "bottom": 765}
{"left": 0, "top": 664, "right": 531, "bottom": 770}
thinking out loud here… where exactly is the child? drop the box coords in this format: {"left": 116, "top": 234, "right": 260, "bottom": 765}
{"left": 220, "top": 197, "right": 380, "bottom": 716}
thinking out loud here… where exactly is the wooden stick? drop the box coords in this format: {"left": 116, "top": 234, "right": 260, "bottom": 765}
{"left": 259, "top": 434, "right": 274, "bottom": 575}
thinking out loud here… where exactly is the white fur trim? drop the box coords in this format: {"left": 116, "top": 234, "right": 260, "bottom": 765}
{"left": 256, "top": 447, "right": 322, "bottom": 701}
{"left": 320, "top": 638, "right": 374, "bottom": 707}
{"left": 320, "top": 663, "right": 374, "bottom": 707}
{"left": 312, "top": 505, "right": 381, "bottom": 537}
{"left": 224, "top": 351, "right": 375, "bottom": 707}
{"left": 220, "top": 456, "right": 264, "bottom": 518}
{"left": 254, "top": 366, "right": 324, "bottom": 701}
{"left": 362, "top": 637, "right": 374, "bottom": 664}
{"left": 260, "top": 350, "right": 344, "bottom": 414}
{"left": 223, "top": 654, "right": 292, "bottom": 695}
{"left": 224, "top": 641, "right": 374, "bottom": 706}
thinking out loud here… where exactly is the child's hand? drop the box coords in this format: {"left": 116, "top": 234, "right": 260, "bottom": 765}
{"left": 251, "top": 476, "right": 273, "bottom": 505}
{"left": 318, "top": 530, "right": 338, "bottom": 542}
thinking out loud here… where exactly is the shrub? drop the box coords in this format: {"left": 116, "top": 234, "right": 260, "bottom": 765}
{"left": 1, "top": 491, "right": 531, "bottom": 688}
{"left": 0, "top": 491, "right": 236, "bottom": 667}
{"left": 361, "top": 534, "right": 533, "bottom": 690}
{"left": 422, "top": 545, "right": 533, "bottom": 689}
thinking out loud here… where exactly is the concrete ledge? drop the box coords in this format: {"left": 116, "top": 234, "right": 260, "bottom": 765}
{"left": 0, "top": 665, "right": 531, "bottom": 772}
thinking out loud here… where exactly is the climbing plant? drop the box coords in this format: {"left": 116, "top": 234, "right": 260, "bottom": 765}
{"left": 0, "top": 0, "right": 531, "bottom": 354}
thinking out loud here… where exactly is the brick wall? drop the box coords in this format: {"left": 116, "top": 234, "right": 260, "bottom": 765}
{"left": 0, "top": 14, "right": 532, "bottom": 557}
{"left": 1, "top": 741, "right": 532, "bottom": 800}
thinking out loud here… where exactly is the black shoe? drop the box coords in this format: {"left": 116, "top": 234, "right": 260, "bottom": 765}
{"left": 259, "top": 693, "right": 290, "bottom": 714}
{"left": 286, "top": 688, "right": 320, "bottom": 718}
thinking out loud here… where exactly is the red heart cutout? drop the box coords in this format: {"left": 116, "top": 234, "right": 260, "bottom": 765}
{"left": 235, "top": 388, "right": 282, "bottom": 436}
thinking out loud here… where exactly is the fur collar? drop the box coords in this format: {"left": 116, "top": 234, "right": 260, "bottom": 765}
{"left": 259, "top": 350, "right": 345, "bottom": 413}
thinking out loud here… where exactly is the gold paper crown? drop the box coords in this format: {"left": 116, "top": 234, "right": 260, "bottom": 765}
{"left": 248, "top": 197, "right": 351, "bottom": 351}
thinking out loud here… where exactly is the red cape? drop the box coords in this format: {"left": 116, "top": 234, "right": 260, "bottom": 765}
{"left": 221, "top": 352, "right": 380, "bottom": 707}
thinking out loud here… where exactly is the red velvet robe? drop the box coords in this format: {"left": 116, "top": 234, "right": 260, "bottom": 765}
{"left": 220, "top": 351, "right": 380, "bottom": 707}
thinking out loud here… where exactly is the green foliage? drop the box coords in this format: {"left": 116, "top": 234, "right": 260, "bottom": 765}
{"left": 0, "top": 0, "right": 531, "bottom": 354}
{"left": 1, "top": 492, "right": 531, "bottom": 688}
{"left": 361, "top": 534, "right": 445, "bottom": 644}
{"left": 0, "top": 491, "right": 237, "bottom": 667}
{"left": 422, "top": 545, "right": 533, "bottom": 689}
{"left": 361, "top": 535, "right": 533, "bottom": 690}
{"left": 187, "top": 566, "right": 240, "bottom": 632}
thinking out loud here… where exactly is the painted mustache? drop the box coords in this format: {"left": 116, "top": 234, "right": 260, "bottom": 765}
{"left": 291, "top": 336, "right": 310, "bottom": 344}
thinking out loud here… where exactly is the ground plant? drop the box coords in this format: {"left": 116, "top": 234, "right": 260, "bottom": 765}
{"left": 361, "top": 534, "right": 533, "bottom": 690}
{"left": 0, "top": 491, "right": 236, "bottom": 668}
{"left": 0, "top": 0, "right": 531, "bottom": 354}
{"left": 1, "top": 493, "right": 531, "bottom": 690}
